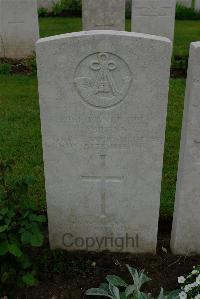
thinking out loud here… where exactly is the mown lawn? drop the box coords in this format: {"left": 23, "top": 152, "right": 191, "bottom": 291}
{"left": 161, "top": 79, "right": 185, "bottom": 216}
{"left": 0, "top": 75, "right": 46, "bottom": 210}
{"left": 1, "top": 18, "right": 199, "bottom": 216}
{"left": 0, "top": 74, "right": 185, "bottom": 216}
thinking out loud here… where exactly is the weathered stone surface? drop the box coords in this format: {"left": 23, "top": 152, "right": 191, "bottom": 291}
{"left": 0, "top": 0, "right": 39, "bottom": 59}
{"left": 171, "top": 42, "right": 200, "bottom": 255}
{"left": 177, "top": 0, "right": 192, "bottom": 7}
{"left": 82, "top": 0, "right": 125, "bottom": 30}
{"left": 132, "top": 0, "right": 176, "bottom": 41}
{"left": 36, "top": 31, "right": 171, "bottom": 253}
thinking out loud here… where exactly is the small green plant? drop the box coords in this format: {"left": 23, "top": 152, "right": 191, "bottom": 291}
{"left": 172, "top": 55, "right": 188, "bottom": 72}
{"left": 0, "top": 57, "right": 36, "bottom": 76}
{"left": 22, "top": 56, "right": 37, "bottom": 75}
{"left": 0, "top": 160, "right": 46, "bottom": 296}
{"left": 0, "top": 63, "right": 12, "bottom": 75}
{"left": 38, "top": 7, "right": 49, "bottom": 17}
{"left": 176, "top": 4, "right": 200, "bottom": 20}
{"left": 177, "top": 266, "right": 200, "bottom": 299}
{"left": 86, "top": 265, "right": 179, "bottom": 299}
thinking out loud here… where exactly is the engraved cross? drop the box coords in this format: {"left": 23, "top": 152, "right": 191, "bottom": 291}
{"left": 81, "top": 155, "right": 124, "bottom": 218}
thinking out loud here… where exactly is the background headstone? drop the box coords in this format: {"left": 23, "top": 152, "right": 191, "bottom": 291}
{"left": 177, "top": 0, "right": 192, "bottom": 7}
{"left": 195, "top": 0, "right": 200, "bottom": 11}
{"left": 0, "top": 0, "right": 39, "bottom": 59}
{"left": 37, "top": 30, "right": 171, "bottom": 253}
{"left": 37, "top": 0, "right": 59, "bottom": 11}
{"left": 171, "top": 42, "right": 200, "bottom": 255}
{"left": 82, "top": 0, "right": 125, "bottom": 30}
{"left": 132, "top": 0, "right": 176, "bottom": 41}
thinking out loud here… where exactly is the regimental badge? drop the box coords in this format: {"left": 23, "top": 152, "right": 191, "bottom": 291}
{"left": 74, "top": 52, "right": 132, "bottom": 109}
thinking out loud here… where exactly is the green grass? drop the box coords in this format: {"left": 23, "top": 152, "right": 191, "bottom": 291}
{"left": 0, "top": 75, "right": 45, "bottom": 209}
{"left": 0, "top": 73, "right": 185, "bottom": 216}
{"left": 39, "top": 17, "right": 82, "bottom": 37}
{"left": 173, "top": 20, "right": 200, "bottom": 57}
{"left": 39, "top": 18, "right": 200, "bottom": 59}
{"left": 160, "top": 79, "right": 185, "bottom": 216}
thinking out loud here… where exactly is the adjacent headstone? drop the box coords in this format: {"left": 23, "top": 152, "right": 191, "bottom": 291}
{"left": 0, "top": 0, "right": 39, "bottom": 59}
{"left": 36, "top": 30, "right": 171, "bottom": 253}
{"left": 195, "top": 0, "right": 200, "bottom": 11}
{"left": 82, "top": 0, "right": 125, "bottom": 30}
{"left": 37, "top": 0, "right": 59, "bottom": 11}
{"left": 171, "top": 42, "right": 200, "bottom": 255}
{"left": 132, "top": 0, "right": 176, "bottom": 41}
{"left": 177, "top": 0, "right": 192, "bottom": 8}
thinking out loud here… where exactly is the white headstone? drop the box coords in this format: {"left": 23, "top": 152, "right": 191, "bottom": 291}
{"left": 82, "top": 0, "right": 125, "bottom": 30}
{"left": 0, "top": 0, "right": 39, "bottom": 59}
{"left": 37, "top": 0, "right": 59, "bottom": 11}
{"left": 171, "top": 42, "right": 200, "bottom": 255}
{"left": 132, "top": 0, "right": 176, "bottom": 41}
{"left": 195, "top": 0, "right": 200, "bottom": 11}
{"left": 36, "top": 30, "right": 171, "bottom": 253}
{"left": 177, "top": 0, "right": 192, "bottom": 8}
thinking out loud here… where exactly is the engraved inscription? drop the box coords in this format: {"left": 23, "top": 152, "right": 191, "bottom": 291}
{"left": 81, "top": 155, "right": 124, "bottom": 218}
{"left": 74, "top": 52, "right": 132, "bottom": 109}
{"left": 8, "top": 21, "right": 25, "bottom": 24}
{"left": 7, "top": 11, "right": 24, "bottom": 24}
{"left": 135, "top": 7, "right": 171, "bottom": 16}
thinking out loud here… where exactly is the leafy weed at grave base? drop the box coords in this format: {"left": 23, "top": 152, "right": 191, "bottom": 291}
{"left": 0, "top": 159, "right": 46, "bottom": 297}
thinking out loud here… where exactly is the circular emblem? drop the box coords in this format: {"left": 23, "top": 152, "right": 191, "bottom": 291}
{"left": 74, "top": 52, "right": 132, "bottom": 109}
